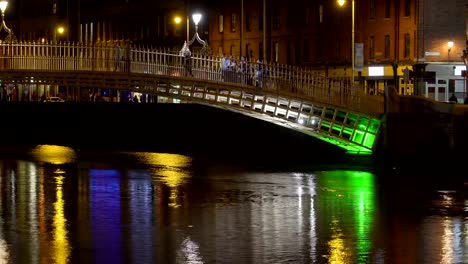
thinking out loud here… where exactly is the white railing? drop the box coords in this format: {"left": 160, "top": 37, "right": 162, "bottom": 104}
{"left": 0, "top": 41, "right": 384, "bottom": 114}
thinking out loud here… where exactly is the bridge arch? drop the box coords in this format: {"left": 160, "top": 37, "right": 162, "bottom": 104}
{"left": 0, "top": 42, "right": 384, "bottom": 155}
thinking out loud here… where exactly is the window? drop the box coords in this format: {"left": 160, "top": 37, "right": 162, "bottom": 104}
{"left": 259, "top": 8, "right": 263, "bottom": 31}
{"left": 369, "top": 36, "right": 375, "bottom": 60}
{"left": 404, "top": 33, "right": 410, "bottom": 58}
{"left": 219, "top": 15, "right": 224, "bottom": 33}
{"left": 273, "top": 8, "right": 280, "bottom": 30}
{"left": 246, "top": 44, "right": 252, "bottom": 59}
{"left": 404, "top": 0, "right": 411, "bottom": 16}
{"left": 287, "top": 12, "right": 293, "bottom": 29}
{"left": 230, "top": 45, "right": 235, "bottom": 56}
{"left": 259, "top": 42, "right": 263, "bottom": 60}
{"left": 246, "top": 12, "right": 252, "bottom": 32}
{"left": 319, "top": 5, "right": 323, "bottom": 23}
{"left": 384, "top": 35, "right": 390, "bottom": 59}
{"left": 218, "top": 46, "right": 223, "bottom": 56}
{"left": 274, "top": 42, "right": 279, "bottom": 63}
{"left": 336, "top": 38, "right": 341, "bottom": 60}
{"left": 303, "top": 39, "right": 309, "bottom": 62}
{"left": 231, "top": 14, "right": 237, "bottom": 32}
{"left": 369, "top": 0, "right": 376, "bottom": 19}
{"left": 384, "top": 0, "right": 391, "bottom": 18}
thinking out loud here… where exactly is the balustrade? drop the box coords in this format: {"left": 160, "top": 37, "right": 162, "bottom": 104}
{"left": 0, "top": 41, "right": 383, "bottom": 115}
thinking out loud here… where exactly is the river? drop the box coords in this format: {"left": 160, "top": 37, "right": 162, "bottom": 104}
{"left": 0, "top": 144, "right": 464, "bottom": 263}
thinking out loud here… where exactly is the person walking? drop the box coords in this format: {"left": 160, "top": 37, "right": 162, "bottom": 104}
{"left": 449, "top": 93, "right": 458, "bottom": 103}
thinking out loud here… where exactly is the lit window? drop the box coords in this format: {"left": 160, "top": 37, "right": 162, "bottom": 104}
{"left": 219, "top": 15, "right": 224, "bottom": 33}
{"left": 231, "top": 13, "right": 236, "bottom": 32}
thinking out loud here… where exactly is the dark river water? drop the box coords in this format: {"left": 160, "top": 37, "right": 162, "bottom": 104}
{"left": 0, "top": 144, "right": 465, "bottom": 264}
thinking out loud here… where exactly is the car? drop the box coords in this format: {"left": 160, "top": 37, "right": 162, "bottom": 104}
{"left": 45, "top": 97, "right": 65, "bottom": 102}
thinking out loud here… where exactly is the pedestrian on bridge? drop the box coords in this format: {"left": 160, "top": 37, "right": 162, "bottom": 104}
{"left": 114, "top": 42, "right": 122, "bottom": 71}
{"left": 184, "top": 51, "right": 193, "bottom": 77}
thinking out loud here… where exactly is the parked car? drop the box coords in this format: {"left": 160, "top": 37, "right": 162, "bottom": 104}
{"left": 45, "top": 97, "right": 65, "bottom": 102}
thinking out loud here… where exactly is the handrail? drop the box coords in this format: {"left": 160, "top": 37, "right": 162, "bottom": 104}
{"left": 0, "top": 41, "right": 384, "bottom": 115}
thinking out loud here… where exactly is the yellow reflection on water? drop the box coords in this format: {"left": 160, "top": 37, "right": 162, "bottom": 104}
{"left": 328, "top": 218, "right": 349, "bottom": 263}
{"left": 52, "top": 175, "right": 70, "bottom": 264}
{"left": 31, "top": 145, "right": 77, "bottom": 165}
{"left": 133, "top": 152, "right": 192, "bottom": 187}
{"left": 132, "top": 153, "right": 192, "bottom": 208}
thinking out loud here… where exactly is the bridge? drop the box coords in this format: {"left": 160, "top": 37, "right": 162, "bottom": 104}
{"left": 0, "top": 41, "right": 384, "bottom": 156}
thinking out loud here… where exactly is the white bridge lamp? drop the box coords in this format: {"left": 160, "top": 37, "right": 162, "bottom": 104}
{"left": 180, "top": 12, "right": 209, "bottom": 55}
{"left": 0, "top": 0, "right": 11, "bottom": 34}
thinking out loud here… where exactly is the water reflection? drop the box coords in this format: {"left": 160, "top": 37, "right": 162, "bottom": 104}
{"left": 132, "top": 152, "right": 192, "bottom": 208}
{"left": 52, "top": 174, "right": 70, "bottom": 264}
{"left": 30, "top": 145, "right": 77, "bottom": 165}
{"left": 0, "top": 146, "right": 463, "bottom": 263}
{"left": 317, "top": 170, "right": 376, "bottom": 263}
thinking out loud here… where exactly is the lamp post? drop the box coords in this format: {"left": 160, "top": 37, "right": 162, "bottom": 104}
{"left": 0, "top": 0, "right": 14, "bottom": 42}
{"left": 447, "top": 40, "right": 454, "bottom": 61}
{"left": 338, "top": 0, "right": 355, "bottom": 93}
{"left": 180, "top": 13, "right": 209, "bottom": 55}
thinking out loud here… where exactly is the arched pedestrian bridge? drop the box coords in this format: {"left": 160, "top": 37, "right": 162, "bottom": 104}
{"left": 0, "top": 42, "right": 384, "bottom": 155}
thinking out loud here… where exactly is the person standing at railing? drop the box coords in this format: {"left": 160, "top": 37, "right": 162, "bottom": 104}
{"left": 240, "top": 57, "right": 247, "bottom": 85}
{"left": 255, "top": 59, "right": 264, "bottom": 88}
{"left": 184, "top": 50, "right": 193, "bottom": 77}
{"left": 114, "top": 41, "right": 122, "bottom": 71}
{"left": 221, "top": 55, "right": 230, "bottom": 82}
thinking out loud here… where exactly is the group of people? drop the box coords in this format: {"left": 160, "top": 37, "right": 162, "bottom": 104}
{"left": 221, "top": 55, "right": 266, "bottom": 87}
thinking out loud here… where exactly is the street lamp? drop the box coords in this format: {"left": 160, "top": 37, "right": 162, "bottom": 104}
{"left": 338, "top": 0, "right": 355, "bottom": 93}
{"left": 174, "top": 15, "right": 189, "bottom": 44}
{"left": 447, "top": 40, "right": 454, "bottom": 61}
{"left": 179, "top": 13, "right": 209, "bottom": 55}
{"left": 0, "top": 0, "right": 14, "bottom": 42}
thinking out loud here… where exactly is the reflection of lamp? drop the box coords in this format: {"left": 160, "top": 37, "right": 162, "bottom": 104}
{"left": 337, "top": 0, "right": 355, "bottom": 94}
{"left": 448, "top": 41, "right": 454, "bottom": 61}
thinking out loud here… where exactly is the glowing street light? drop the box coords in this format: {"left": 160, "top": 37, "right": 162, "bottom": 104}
{"left": 447, "top": 40, "right": 454, "bottom": 61}
{"left": 180, "top": 12, "right": 209, "bottom": 56}
{"left": 57, "top": 27, "right": 65, "bottom": 35}
{"left": 0, "top": 0, "right": 14, "bottom": 42}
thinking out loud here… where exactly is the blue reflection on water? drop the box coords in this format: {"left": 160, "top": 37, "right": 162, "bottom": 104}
{"left": 90, "top": 170, "right": 122, "bottom": 264}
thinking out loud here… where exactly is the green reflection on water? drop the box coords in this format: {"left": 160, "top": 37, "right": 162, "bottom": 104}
{"left": 318, "top": 170, "right": 376, "bottom": 263}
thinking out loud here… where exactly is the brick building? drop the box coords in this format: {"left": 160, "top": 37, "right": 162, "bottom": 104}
{"left": 207, "top": 0, "right": 468, "bottom": 100}
{"left": 4, "top": 0, "right": 468, "bottom": 101}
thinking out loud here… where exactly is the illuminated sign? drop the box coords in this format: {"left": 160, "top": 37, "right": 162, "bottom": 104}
{"left": 368, "top": 66, "right": 384, "bottom": 77}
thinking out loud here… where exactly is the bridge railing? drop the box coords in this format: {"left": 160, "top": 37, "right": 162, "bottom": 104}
{"left": 0, "top": 41, "right": 383, "bottom": 115}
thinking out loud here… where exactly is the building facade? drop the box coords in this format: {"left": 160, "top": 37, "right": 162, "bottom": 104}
{"left": 207, "top": 0, "right": 468, "bottom": 101}
{"left": 3, "top": 0, "right": 468, "bottom": 102}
